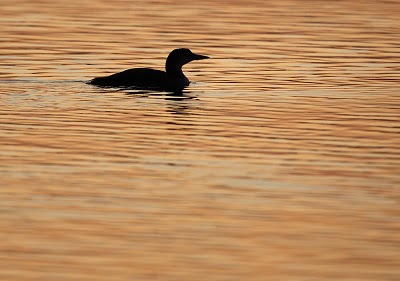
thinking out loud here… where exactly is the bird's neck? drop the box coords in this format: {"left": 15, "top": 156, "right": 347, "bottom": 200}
{"left": 166, "top": 63, "right": 186, "bottom": 78}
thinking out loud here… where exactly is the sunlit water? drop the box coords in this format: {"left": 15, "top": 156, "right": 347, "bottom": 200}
{"left": 1, "top": 0, "right": 399, "bottom": 280}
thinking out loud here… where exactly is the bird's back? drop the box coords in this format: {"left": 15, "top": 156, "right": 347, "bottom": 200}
{"left": 89, "top": 68, "right": 167, "bottom": 90}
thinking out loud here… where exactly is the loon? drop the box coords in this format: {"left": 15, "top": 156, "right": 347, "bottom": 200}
{"left": 88, "top": 48, "right": 209, "bottom": 91}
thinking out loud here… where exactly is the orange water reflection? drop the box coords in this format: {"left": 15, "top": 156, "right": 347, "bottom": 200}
{"left": 1, "top": 0, "right": 399, "bottom": 280}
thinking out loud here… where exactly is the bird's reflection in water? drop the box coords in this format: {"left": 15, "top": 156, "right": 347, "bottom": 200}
{"left": 124, "top": 89, "right": 198, "bottom": 115}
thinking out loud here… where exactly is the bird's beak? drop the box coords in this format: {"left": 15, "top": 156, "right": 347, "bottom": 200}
{"left": 192, "top": 53, "right": 209, "bottom": 60}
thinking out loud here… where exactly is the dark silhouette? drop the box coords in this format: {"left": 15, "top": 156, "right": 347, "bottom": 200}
{"left": 88, "top": 48, "right": 209, "bottom": 92}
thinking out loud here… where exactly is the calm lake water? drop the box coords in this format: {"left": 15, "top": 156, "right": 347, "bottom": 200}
{"left": 1, "top": 0, "right": 399, "bottom": 280}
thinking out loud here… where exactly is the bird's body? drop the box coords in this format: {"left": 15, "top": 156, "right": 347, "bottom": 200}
{"left": 90, "top": 68, "right": 168, "bottom": 90}
{"left": 88, "top": 48, "right": 208, "bottom": 92}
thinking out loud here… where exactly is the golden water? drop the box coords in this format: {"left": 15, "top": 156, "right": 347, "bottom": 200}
{"left": 1, "top": 0, "right": 399, "bottom": 280}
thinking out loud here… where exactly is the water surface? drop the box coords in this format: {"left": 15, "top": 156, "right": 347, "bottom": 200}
{"left": 1, "top": 0, "right": 399, "bottom": 280}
